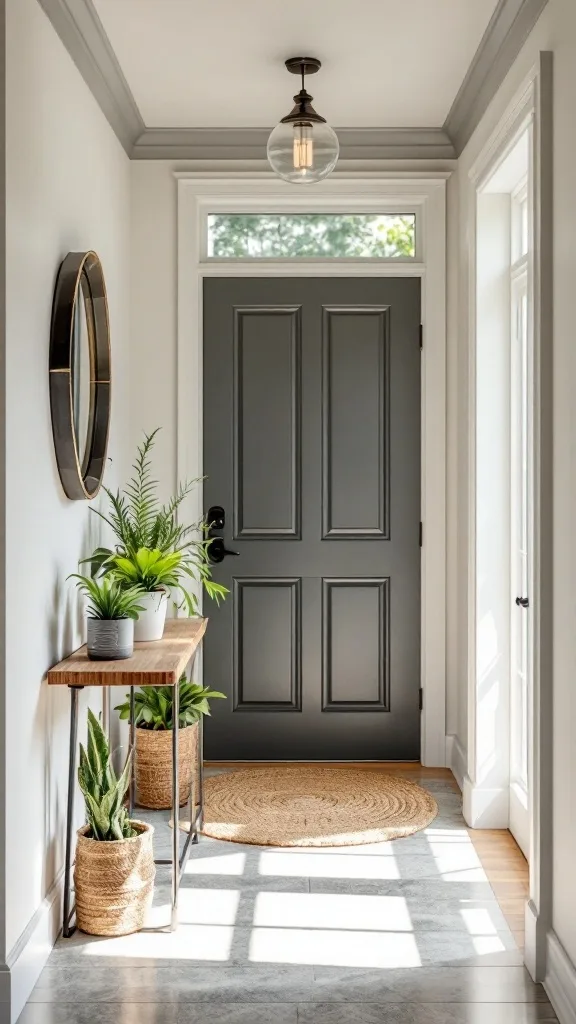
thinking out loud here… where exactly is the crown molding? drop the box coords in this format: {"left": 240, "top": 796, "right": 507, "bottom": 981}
{"left": 444, "top": 0, "right": 549, "bottom": 154}
{"left": 131, "top": 127, "right": 456, "bottom": 161}
{"left": 36, "top": 0, "right": 548, "bottom": 162}
{"left": 35, "top": 0, "right": 144, "bottom": 154}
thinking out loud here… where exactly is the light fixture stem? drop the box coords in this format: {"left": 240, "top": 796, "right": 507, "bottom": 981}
{"left": 301, "top": 65, "right": 305, "bottom": 92}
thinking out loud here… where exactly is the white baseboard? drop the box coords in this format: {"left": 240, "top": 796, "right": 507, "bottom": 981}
{"left": 6, "top": 871, "right": 63, "bottom": 1023}
{"left": 524, "top": 898, "right": 550, "bottom": 983}
{"left": 445, "top": 734, "right": 466, "bottom": 791}
{"left": 462, "top": 775, "right": 509, "bottom": 828}
{"left": 545, "top": 930, "right": 576, "bottom": 1024}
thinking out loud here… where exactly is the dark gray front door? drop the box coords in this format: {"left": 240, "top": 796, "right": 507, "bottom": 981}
{"left": 203, "top": 277, "right": 421, "bottom": 760}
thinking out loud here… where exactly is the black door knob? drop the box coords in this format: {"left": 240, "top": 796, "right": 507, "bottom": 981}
{"left": 208, "top": 537, "right": 240, "bottom": 564}
{"left": 515, "top": 596, "right": 529, "bottom": 608}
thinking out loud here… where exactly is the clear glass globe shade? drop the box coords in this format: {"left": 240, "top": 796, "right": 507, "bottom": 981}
{"left": 267, "top": 120, "right": 339, "bottom": 183}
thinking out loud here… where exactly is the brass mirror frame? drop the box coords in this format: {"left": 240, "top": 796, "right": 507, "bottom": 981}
{"left": 49, "top": 251, "right": 111, "bottom": 500}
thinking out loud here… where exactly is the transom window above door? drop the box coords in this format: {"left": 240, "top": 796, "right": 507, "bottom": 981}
{"left": 206, "top": 213, "right": 417, "bottom": 260}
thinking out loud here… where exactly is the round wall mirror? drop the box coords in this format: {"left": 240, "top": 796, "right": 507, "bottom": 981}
{"left": 49, "top": 251, "right": 111, "bottom": 500}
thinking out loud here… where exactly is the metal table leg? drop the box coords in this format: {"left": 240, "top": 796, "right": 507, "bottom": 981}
{"left": 171, "top": 678, "right": 180, "bottom": 931}
{"left": 128, "top": 685, "right": 135, "bottom": 817}
{"left": 197, "top": 716, "right": 204, "bottom": 833}
{"left": 63, "top": 686, "right": 82, "bottom": 938}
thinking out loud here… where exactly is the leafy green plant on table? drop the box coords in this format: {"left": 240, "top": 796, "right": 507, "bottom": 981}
{"left": 82, "top": 429, "right": 227, "bottom": 612}
{"left": 115, "top": 675, "right": 225, "bottom": 731}
{"left": 68, "top": 574, "right": 145, "bottom": 620}
{"left": 78, "top": 709, "right": 135, "bottom": 840}
{"left": 107, "top": 547, "right": 209, "bottom": 616}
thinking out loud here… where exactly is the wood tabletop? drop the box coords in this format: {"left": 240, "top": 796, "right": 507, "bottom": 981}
{"left": 47, "top": 618, "right": 208, "bottom": 687}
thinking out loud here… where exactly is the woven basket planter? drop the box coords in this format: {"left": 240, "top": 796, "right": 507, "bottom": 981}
{"left": 74, "top": 820, "right": 155, "bottom": 937}
{"left": 135, "top": 723, "right": 199, "bottom": 810}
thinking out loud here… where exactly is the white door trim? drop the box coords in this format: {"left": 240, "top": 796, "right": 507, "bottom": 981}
{"left": 464, "top": 54, "right": 553, "bottom": 982}
{"left": 176, "top": 172, "right": 448, "bottom": 767}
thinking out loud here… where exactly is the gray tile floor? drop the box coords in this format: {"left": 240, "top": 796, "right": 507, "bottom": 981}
{"left": 19, "top": 773, "right": 557, "bottom": 1024}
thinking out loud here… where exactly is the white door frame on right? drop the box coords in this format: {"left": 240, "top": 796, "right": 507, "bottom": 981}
{"left": 509, "top": 195, "right": 531, "bottom": 858}
{"left": 465, "top": 53, "right": 553, "bottom": 982}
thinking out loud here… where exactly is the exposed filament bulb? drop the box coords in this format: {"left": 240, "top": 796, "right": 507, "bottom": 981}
{"left": 293, "top": 122, "right": 314, "bottom": 172}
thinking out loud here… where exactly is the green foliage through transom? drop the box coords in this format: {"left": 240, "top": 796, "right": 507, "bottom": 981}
{"left": 207, "top": 213, "right": 416, "bottom": 260}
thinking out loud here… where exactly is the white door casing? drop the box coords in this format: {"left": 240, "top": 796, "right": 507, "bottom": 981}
{"left": 176, "top": 172, "right": 448, "bottom": 768}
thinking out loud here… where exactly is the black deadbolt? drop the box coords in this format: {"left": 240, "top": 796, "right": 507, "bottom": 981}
{"left": 206, "top": 505, "right": 225, "bottom": 534}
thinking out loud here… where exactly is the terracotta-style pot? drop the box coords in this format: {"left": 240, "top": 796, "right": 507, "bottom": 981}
{"left": 74, "top": 820, "right": 155, "bottom": 937}
{"left": 135, "top": 723, "right": 199, "bottom": 809}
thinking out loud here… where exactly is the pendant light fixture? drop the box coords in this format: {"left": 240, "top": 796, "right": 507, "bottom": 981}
{"left": 267, "top": 57, "right": 339, "bottom": 184}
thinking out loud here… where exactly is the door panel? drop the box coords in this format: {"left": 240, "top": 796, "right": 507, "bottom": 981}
{"left": 234, "top": 306, "right": 301, "bottom": 538}
{"left": 203, "top": 277, "right": 421, "bottom": 760}
{"left": 322, "top": 307, "right": 389, "bottom": 537}
{"left": 234, "top": 577, "right": 302, "bottom": 712}
{"left": 322, "top": 578, "right": 389, "bottom": 710}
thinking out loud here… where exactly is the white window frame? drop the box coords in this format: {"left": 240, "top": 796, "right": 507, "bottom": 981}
{"left": 176, "top": 172, "right": 448, "bottom": 768}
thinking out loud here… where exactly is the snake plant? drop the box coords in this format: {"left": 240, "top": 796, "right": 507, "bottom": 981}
{"left": 114, "top": 676, "right": 225, "bottom": 731}
{"left": 78, "top": 709, "right": 136, "bottom": 840}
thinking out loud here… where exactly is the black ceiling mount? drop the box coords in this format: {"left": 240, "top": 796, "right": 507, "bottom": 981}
{"left": 280, "top": 56, "right": 326, "bottom": 126}
{"left": 285, "top": 57, "right": 322, "bottom": 77}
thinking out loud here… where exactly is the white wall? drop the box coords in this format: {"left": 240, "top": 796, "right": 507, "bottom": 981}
{"left": 4, "top": 0, "right": 131, "bottom": 1011}
{"left": 454, "top": 0, "right": 576, "bottom": 995}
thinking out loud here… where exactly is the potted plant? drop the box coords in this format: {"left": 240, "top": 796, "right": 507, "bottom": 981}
{"left": 75, "top": 709, "right": 155, "bottom": 936}
{"left": 115, "top": 677, "right": 225, "bottom": 809}
{"left": 68, "top": 574, "right": 145, "bottom": 659}
{"left": 82, "top": 429, "right": 227, "bottom": 642}
{"left": 108, "top": 547, "right": 185, "bottom": 642}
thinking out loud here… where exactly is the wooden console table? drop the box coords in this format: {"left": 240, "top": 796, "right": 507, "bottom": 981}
{"left": 48, "top": 617, "right": 208, "bottom": 937}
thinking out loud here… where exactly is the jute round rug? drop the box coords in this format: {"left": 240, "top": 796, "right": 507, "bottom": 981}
{"left": 201, "top": 766, "right": 438, "bottom": 847}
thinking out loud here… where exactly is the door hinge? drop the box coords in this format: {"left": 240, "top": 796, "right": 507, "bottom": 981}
{"left": 419, "top": 688, "right": 423, "bottom": 711}
{"left": 419, "top": 324, "right": 423, "bottom": 349}
{"left": 419, "top": 521, "right": 423, "bottom": 547}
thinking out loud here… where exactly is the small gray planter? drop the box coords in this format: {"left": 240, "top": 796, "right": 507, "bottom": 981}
{"left": 87, "top": 617, "right": 134, "bottom": 660}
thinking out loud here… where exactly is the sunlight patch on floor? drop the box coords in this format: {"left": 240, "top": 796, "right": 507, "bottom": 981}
{"left": 253, "top": 891, "right": 413, "bottom": 931}
{"left": 248, "top": 927, "right": 422, "bottom": 969}
{"left": 258, "top": 850, "right": 400, "bottom": 879}
{"left": 427, "top": 846, "right": 482, "bottom": 870}
{"left": 472, "top": 935, "right": 508, "bottom": 955}
{"left": 183, "top": 851, "right": 247, "bottom": 875}
{"left": 74, "top": 925, "right": 235, "bottom": 961}
{"left": 460, "top": 907, "right": 499, "bottom": 935}
{"left": 148, "top": 888, "right": 240, "bottom": 926}
{"left": 439, "top": 867, "right": 489, "bottom": 881}
{"left": 424, "top": 828, "right": 469, "bottom": 838}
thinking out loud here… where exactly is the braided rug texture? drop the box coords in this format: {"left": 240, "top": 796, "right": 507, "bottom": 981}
{"left": 202, "top": 766, "right": 438, "bottom": 847}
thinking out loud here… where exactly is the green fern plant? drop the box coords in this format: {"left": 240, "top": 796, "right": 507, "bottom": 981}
{"left": 81, "top": 429, "right": 227, "bottom": 612}
{"left": 68, "top": 574, "right": 145, "bottom": 620}
{"left": 110, "top": 548, "right": 183, "bottom": 594}
{"left": 78, "top": 709, "right": 136, "bottom": 840}
{"left": 114, "top": 675, "right": 225, "bottom": 731}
